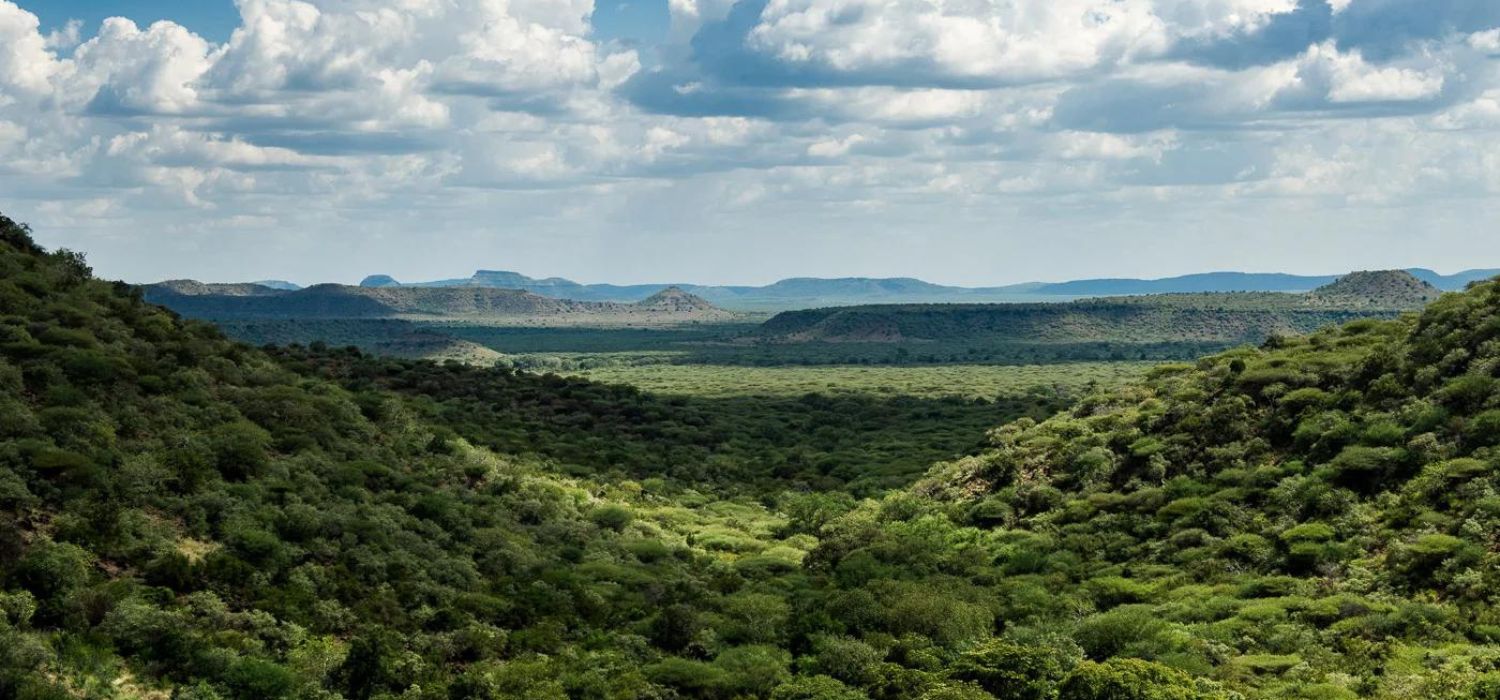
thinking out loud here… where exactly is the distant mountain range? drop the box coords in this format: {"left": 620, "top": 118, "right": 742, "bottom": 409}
{"left": 161, "top": 266, "right": 1500, "bottom": 314}
{"left": 335, "top": 267, "right": 1498, "bottom": 311}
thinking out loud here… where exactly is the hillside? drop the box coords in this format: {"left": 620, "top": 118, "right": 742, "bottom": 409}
{"left": 869, "top": 276, "right": 1500, "bottom": 698}
{"left": 143, "top": 280, "right": 739, "bottom": 326}
{"left": 0, "top": 214, "right": 1050, "bottom": 697}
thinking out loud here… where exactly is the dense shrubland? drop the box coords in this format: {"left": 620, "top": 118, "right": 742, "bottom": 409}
{"left": 4, "top": 212, "right": 1500, "bottom": 699}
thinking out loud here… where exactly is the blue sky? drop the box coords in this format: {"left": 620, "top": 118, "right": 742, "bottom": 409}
{"left": 28, "top": 0, "right": 670, "bottom": 45}
{"left": 1, "top": 0, "right": 1499, "bottom": 285}
{"left": 29, "top": 0, "right": 240, "bottom": 41}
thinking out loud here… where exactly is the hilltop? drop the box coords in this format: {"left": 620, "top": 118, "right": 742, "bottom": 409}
{"left": 1306, "top": 269, "right": 1444, "bottom": 308}
{"left": 637, "top": 285, "right": 721, "bottom": 313}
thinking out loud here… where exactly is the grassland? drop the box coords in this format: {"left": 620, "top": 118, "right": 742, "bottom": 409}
{"left": 566, "top": 361, "right": 1152, "bottom": 399}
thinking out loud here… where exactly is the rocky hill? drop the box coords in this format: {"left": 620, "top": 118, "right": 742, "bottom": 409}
{"left": 636, "top": 286, "right": 722, "bottom": 313}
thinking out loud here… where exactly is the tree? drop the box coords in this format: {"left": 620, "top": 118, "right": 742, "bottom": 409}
{"left": 649, "top": 604, "right": 704, "bottom": 653}
{"left": 9, "top": 542, "right": 92, "bottom": 624}
{"left": 222, "top": 658, "right": 295, "bottom": 700}
{"left": 334, "top": 633, "right": 398, "bottom": 700}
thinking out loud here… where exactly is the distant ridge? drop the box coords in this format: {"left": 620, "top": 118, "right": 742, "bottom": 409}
{"left": 1032, "top": 268, "right": 1495, "bottom": 296}
{"left": 143, "top": 280, "right": 739, "bottom": 325}
{"left": 343, "top": 267, "right": 1497, "bottom": 311}
{"left": 756, "top": 270, "right": 1448, "bottom": 348}
{"left": 1033, "top": 272, "right": 1339, "bottom": 295}
{"left": 149, "top": 280, "right": 288, "bottom": 297}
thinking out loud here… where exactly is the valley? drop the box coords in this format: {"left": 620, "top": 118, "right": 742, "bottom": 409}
{"left": 5, "top": 213, "right": 1500, "bottom": 700}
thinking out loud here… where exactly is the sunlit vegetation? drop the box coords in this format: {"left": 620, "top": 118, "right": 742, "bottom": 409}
{"left": 217, "top": 317, "right": 1255, "bottom": 368}
{"left": 565, "top": 362, "right": 1151, "bottom": 400}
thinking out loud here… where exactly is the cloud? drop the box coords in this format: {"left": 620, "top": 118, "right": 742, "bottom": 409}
{"left": 1471, "top": 28, "right": 1500, "bottom": 54}
{"left": 679, "top": 0, "right": 1302, "bottom": 88}
{"left": 0, "top": 0, "right": 1498, "bottom": 284}
{"left": 75, "top": 18, "right": 215, "bottom": 115}
{"left": 1175, "top": 0, "right": 1500, "bottom": 67}
{"left": 0, "top": 0, "right": 61, "bottom": 94}
{"left": 1292, "top": 41, "right": 1445, "bottom": 104}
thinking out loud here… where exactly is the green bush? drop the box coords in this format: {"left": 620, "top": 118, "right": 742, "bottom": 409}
{"left": 771, "top": 675, "right": 868, "bottom": 700}
{"left": 952, "top": 635, "right": 1082, "bottom": 700}
{"left": 1059, "top": 659, "right": 1214, "bottom": 700}
{"left": 1073, "top": 606, "right": 1170, "bottom": 661}
{"left": 590, "top": 504, "right": 634, "bottom": 532}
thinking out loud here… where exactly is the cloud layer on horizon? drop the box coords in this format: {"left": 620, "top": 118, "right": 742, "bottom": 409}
{"left": 1, "top": 0, "right": 1498, "bottom": 285}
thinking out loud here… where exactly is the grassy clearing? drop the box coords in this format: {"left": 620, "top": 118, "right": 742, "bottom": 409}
{"left": 565, "top": 361, "right": 1154, "bottom": 399}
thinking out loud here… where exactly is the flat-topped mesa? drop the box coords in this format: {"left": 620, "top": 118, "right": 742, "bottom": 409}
{"left": 359, "top": 274, "right": 401, "bottom": 287}
{"left": 468, "top": 270, "right": 579, "bottom": 288}
{"left": 253, "top": 280, "right": 302, "bottom": 291}
{"left": 1308, "top": 269, "right": 1443, "bottom": 308}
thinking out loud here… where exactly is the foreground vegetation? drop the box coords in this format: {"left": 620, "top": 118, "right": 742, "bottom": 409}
{"left": 6, "top": 212, "right": 1500, "bottom": 699}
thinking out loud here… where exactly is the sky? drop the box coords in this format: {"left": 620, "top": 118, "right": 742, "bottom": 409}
{"left": 1, "top": 0, "right": 1499, "bottom": 286}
